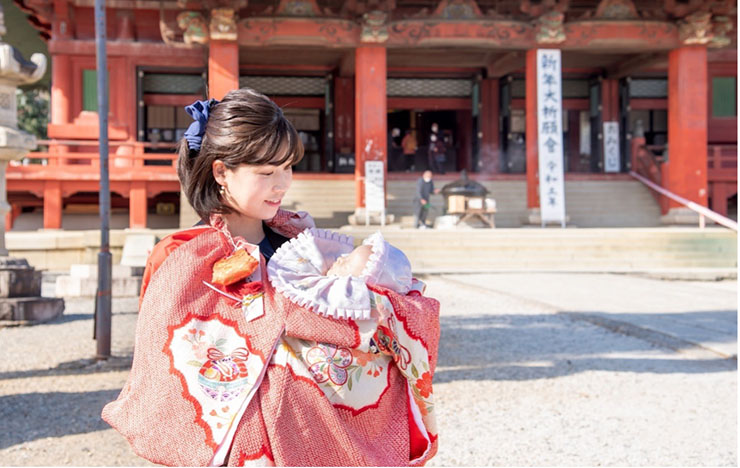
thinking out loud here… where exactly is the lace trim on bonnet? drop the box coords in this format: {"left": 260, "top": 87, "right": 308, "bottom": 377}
{"left": 267, "top": 228, "right": 413, "bottom": 321}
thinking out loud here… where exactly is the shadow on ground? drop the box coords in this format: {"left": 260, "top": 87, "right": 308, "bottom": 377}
{"left": 0, "top": 389, "right": 121, "bottom": 449}
{"left": 435, "top": 311, "right": 737, "bottom": 383}
{"left": 0, "top": 356, "right": 133, "bottom": 381}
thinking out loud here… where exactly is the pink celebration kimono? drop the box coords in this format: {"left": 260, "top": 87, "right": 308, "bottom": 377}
{"left": 102, "top": 209, "right": 440, "bottom": 466}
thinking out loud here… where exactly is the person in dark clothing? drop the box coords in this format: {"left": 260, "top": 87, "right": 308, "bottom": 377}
{"left": 413, "top": 170, "right": 440, "bottom": 229}
{"left": 427, "top": 133, "right": 446, "bottom": 174}
{"left": 388, "top": 127, "right": 402, "bottom": 171}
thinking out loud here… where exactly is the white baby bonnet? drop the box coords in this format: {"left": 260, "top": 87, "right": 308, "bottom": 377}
{"left": 266, "top": 228, "right": 412, "bottom": 321}
{"left": 359, "top": 231, "right": 412, "bottom": 295}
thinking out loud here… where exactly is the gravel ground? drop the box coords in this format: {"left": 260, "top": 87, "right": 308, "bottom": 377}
{"left": 0, "top": 274, "right": 736, "bottom": 466}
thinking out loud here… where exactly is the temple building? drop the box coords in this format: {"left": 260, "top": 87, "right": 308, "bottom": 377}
{"left": 7, "top": 0, "right": 738, "bottom": 229}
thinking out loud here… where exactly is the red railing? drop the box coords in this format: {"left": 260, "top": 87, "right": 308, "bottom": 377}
{"left": 8, "top": 140, "right": 179, "bottom": 178}
{"left": 707, "top": 144, "right": 737, "bottom": 183}
{"left": 631, "top": 171, "right": 737, "bottom": 231}
{"left": 631, "top": 136, "right": 666, "bottom": 205}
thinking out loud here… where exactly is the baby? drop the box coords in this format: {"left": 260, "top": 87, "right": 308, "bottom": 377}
{"left": 266, "top": 228, "right": 413, "bottom": 320}
{"left": 325, "top": 243, "right": 374, "bottom": 277}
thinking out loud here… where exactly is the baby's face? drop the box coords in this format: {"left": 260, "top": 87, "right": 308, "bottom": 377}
{"left": 326, "top": 244, "right": 373, "bottom": 277}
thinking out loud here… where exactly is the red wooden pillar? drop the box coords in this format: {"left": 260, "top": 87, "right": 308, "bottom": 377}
{"left": 334, "top": 77, "right": 355, "bottom": 155}
{"left": 354, "top": 46, "right": 387, "bottom": 210}
{"left": 480, "top": 78, "right": 500, "bottom": 173}
{"left": 5, "top": 204, "right": 23, "bottom": 232}
{"left": 51, "top": 55, "right": 71, "bottom": 125}
{"left": 129, "top": 181, "right": 147, "bottom": 229}
{"left": 601, "top": 78, "right": 619, "bottom": 122}
{"left": 208, "top": 40, "right": 239, "bottom": 100}
{"left": 525, "top": 49, "right": 539, "bottom": 209}
{"left": 5, "top": 205, "right": 20, "bottom": 232}
{"left": 50, "top": 54, "right": 71, "bottom": 161}
{"left": 710, "top": 183, "right": 729, "bottom": 217}
{"left": 51, "top": 0, "right": 72, "bottom": 127}
{"left": 43, "top": 181, "right": 62, "bottom": 229}
{"left": 665, "top": 46, "right": 709, "bottom": 214}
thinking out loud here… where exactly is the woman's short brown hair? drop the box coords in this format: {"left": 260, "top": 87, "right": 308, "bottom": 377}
{"left": 177, "top": 87, "right": 304, "bottom": 223}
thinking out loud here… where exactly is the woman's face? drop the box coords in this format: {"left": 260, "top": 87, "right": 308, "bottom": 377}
{"left": 214, "top": 160, "right": 293, "bottom": 220}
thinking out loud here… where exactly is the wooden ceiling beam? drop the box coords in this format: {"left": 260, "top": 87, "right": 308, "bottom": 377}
{"left": 337, "top": 51, "right": 355, "bottom": 77}
{"left": 606, "top": 53, "right": 667, "bottom": 79}
{"left": 485, "top": 51, "right": 524, "bottom": 78}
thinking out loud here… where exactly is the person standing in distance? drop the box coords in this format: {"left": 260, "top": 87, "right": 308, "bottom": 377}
{"left": 414, "top": 170, "right": 440, "bottom": 229}
{"left": 401, "top": 129, "right": 417, "bottom": 172}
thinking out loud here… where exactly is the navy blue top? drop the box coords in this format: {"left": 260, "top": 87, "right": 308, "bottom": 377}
{"left": 193, "top": 220, "right": 289, "bottom": 263}
{"left": 258, "top": 236, "right": 275, "bottom": 261}
{"left": 416, "top": 178, "right": 434, "bottom": 201}
{"left": 259, "top": 222, "right": 289, "bottom": 263}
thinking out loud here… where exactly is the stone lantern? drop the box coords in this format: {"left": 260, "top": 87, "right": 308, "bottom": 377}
{"left": 0, "top": 5, "right": 64, "bottom": 324}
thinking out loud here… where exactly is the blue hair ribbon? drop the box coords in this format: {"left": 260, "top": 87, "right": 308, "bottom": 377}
{"left": 183, "top": 98, "right": 219, "bottom": 152}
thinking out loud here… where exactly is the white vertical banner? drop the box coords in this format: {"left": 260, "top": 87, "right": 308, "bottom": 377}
{"left": 536, "top": 49, "right": 566, "bottom": 227}
{"left": 603, "top": 121, "right": 621, "bottom": 173}
{"left": 364, "top": 160, "right": 386, "bottom": 225}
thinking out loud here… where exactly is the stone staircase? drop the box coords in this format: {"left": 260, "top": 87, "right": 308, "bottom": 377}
{"left": 281, "top": 179, "right": 356, "bottom": 228}
{"left": 48, "top": 264, "right": 144, "bottom": 315}
{"left": 54, "top": 264, "right": 144, "bottom": 298}
{"left": 336, "top": 226, "right": 737, "bottom": 274}
{"left": 285, "top": 178, "right": 663, "bottom": 229}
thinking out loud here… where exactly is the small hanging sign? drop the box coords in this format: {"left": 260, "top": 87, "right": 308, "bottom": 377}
{"left": 364, "top": 160, "right": 386, "bottom": 226}
{"left": 603, "top": 121, "right": 621, "bottom": 173}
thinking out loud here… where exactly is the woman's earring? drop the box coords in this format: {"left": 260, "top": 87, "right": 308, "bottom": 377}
{"left": 219, "top": 185, "right": 226, "bottom": 196}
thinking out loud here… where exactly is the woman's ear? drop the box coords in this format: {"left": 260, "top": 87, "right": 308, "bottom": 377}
{"left": 212, "top": 160, "right": 227, "bottom": 186}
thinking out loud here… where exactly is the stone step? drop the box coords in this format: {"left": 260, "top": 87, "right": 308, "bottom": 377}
{"left": 336, "top": 227, "right": 737, "bottom": 270}
{"left": 0, "top": 297, "right": 65, "bottom": 324}
{"left": 62, "top": 296, "right": 140, "bottom": 315}
{"left": 68, "top": 264, "right": 145, "bottom": 279}
{"left": 55, "top": 276, "right": 143, "bottom": 298}
{"left": 285, "top": 178, "right": 663, "bottom": 229}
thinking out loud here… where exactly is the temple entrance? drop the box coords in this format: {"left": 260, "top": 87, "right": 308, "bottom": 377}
{"left": 499, "top": 75, "right": 620, "bottom": 174}
{"left": 387, "top": 109, "right": 471, "bottom": 173}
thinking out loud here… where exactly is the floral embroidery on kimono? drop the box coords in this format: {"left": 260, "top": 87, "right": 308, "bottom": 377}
{"left": 266, "top": 229, "right": 438, "bottom": 461}
{"left": 102, "top": 211, "right": 440, "bottom": 467}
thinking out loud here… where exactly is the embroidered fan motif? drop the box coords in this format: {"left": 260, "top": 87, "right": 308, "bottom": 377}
{"left": 197, "top": 347, "right": 250, "bottom": 402}
{"left": 169, "top": 317, "right": 265, "bottom": 444}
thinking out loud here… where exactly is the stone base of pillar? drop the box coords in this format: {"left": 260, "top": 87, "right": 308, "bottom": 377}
{"left": 0, "top": 256, "right": 42, "bottom": 296}
{"left": 521, "top": 208, "right": 572, "bottom": 227}
{"left": 0, "top": 256, "right": 64, "bottom": 325}
{"left": 348, "top": 208, "right": 395, "bottom": 226}
{"left": 0, "top": 297, "right": 65, "bottom": 324}
{"left": 660, "top": 207, "right": 708, "bottom": 226}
